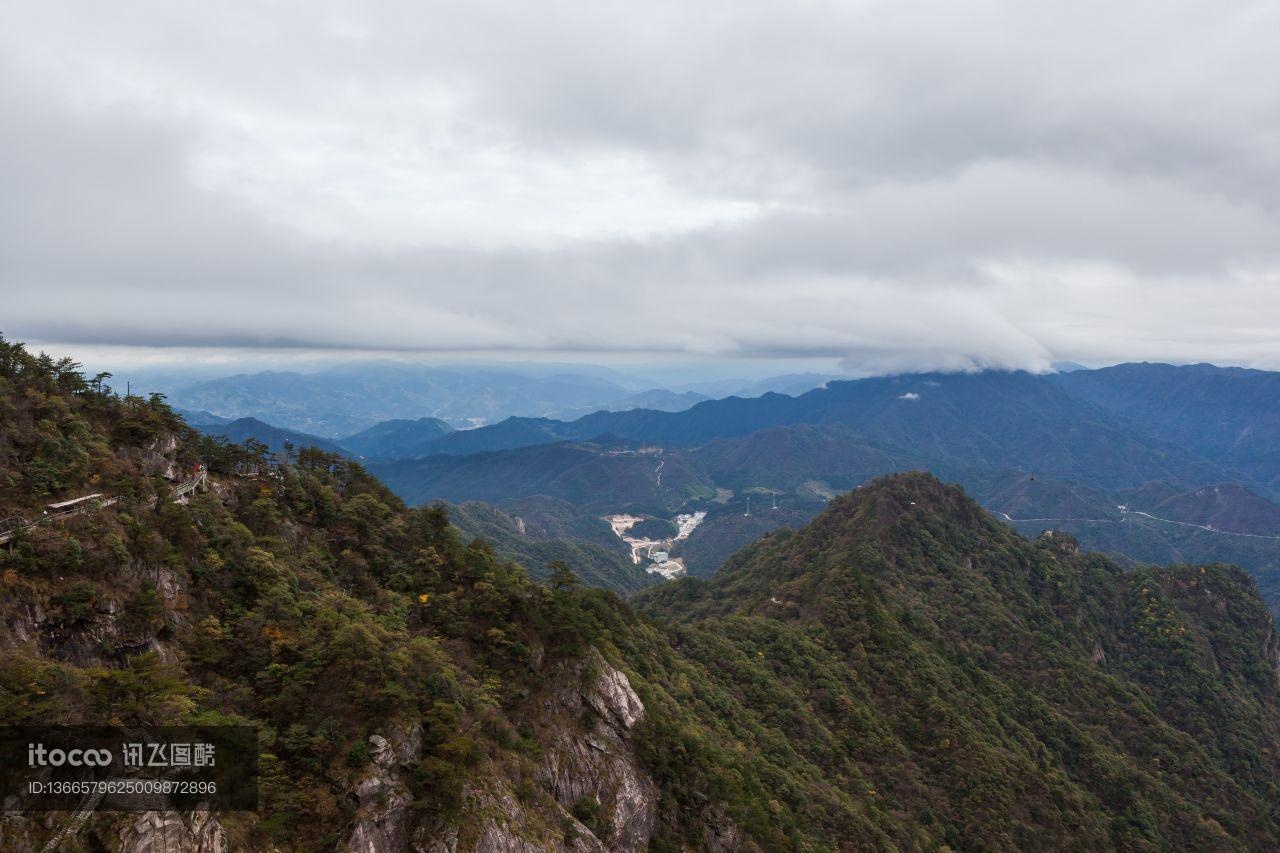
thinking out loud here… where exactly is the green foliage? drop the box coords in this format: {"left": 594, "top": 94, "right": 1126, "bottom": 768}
{"left": 631, "top": 473, "right": 1280, "bottom": 849}
{"left": 5, "top": 338, "right": 1280, "bottom": 850}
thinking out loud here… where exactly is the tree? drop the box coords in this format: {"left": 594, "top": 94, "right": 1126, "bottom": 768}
{"left": 548, "top": 560, "right": 581, "bottom": 592}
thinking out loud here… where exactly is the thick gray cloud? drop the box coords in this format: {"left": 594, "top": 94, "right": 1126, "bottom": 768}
{"left": 3, "top": 0, "right": 1280, "bottom": 371}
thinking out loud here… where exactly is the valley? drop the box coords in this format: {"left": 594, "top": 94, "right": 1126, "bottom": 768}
{"left": 603, "top": 509, "right": 707, "bottom": 578}
{"left": 8, "top": 339, "right": 1280, "bottom": 850}
{"left": 344, "top": 365, "right": 1280, "bottom": 611}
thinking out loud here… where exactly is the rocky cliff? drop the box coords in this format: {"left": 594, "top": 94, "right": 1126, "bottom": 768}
{"left": 346, "top": 651, "right": 658, "bottom": 852}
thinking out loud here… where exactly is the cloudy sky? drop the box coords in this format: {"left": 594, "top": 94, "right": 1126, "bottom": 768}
{"left": 5, "top": 0, "right": 1280, "bottom": 375}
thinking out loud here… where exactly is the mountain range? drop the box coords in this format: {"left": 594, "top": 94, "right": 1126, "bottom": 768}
{"left": 161, "top": 362, "right": 838, "bottom": 437}
{"left": 1054, "top": 362, "right": 1280, "bottom": 490}
{"left": 8, "top": 339, "right": 1280, "bottom": 849}
{"left": 351, "top": 364, "right": 1280, "bottom": 611}
{"left": 171, "top": 361, "right": 1280, "bottom": 614}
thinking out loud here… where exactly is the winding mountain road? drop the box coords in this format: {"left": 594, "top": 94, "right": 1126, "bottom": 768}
{"left": 996, "top": 507, "right": 1280, "bottom": 541}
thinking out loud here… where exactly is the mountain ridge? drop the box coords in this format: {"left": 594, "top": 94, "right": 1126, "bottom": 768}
{"left": 6, "top": 338, "right": 1280, "bottom": 850}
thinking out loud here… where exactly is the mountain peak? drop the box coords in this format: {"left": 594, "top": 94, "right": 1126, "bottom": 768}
{"left": 820, "top": 470, "right": 1001, "bottom": 543}
{"left": 647, "top": 472, "right": 1029, "bottom": 621}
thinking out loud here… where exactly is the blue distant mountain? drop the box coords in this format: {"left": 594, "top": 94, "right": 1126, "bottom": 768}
{"left": 189, "top": 416, "right": 350, "bottom": 458}
{"left": 1054, "top": 362, "right": 1280, "bottom": 490}
{"left": 367, "top": 364, "right": 1280, "bottom": 610}
{"left": 339, "top": 417, "right": 455, "bottom": 458}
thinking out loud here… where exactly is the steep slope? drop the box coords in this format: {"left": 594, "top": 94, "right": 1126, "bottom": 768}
{"left": 339, "top": 416, "right": 455, "bottom": 459}
{"left": 8, "top": 340, "right": 1280, "bottom": 851}
{"left": 0, "top": 339, "right": 722, "bottom": 850}
{"left": 637, "top": 473, "right": 1280, "bottom": 850}
{"left": 1055, "top": 362, "right": 1280, "bottom": 492}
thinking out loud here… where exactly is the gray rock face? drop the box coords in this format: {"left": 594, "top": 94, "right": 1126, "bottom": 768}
{"left": 458, "top": 779, "right": 604, "bottom": 853}
{"left": 2, "top": 601, "right": 44, "bottom": 648}
{"left": 117, "top": 810, "right": 228, "bottom": 853}
{"left": 586, "top": 666, "right": 644, "bottom": 732}
{"left": 536, "top": 652, "right": 657, "bottom": 852}
{"left": 700, "top": 804, "right": 750, "bottom": 852}
{"left": 142, "top": 433, "right": 181, "bottom": 480}
{"left": 411, "top": 650, "right": 660, "bottom": 853}
{"left": 346, "top": 723, "right": 422, "bottom": 853}
{"left": 348, "top": 775, "right": 411, "bottom": 853}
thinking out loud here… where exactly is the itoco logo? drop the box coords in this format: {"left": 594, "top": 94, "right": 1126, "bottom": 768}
{"left": 27, "top": 743, "right": 113, "bottom": 767}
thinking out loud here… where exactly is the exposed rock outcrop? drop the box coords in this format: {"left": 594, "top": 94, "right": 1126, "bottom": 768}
{"left": 2, "top": 600, "right": 44, "bottom": 648}
{"left": 461, "top": 777, "right": 603, "bottom": 853}
{"left": 535, "top": 652, "right": 657, "bottom": 852}
{"left": 411, "top": 650, "right": 660, "bottom": 853}
{"left": 141, "top": 434, "right": 181, "bottom": 481}
{"left": 347, "top": 723, "right": 423, "bottom": 853}
{"left": 699, "top": 804, "right": 750, "bottom": 852}
{"left": 117, "top": 810, "right": 228, "bottom": 853}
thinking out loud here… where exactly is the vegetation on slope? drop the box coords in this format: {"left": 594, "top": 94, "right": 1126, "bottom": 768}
{"left": 637, "top": 473, "right": 1280, "bottom": 849}
{"left": 0, "top": 338, "right": 638, "bottom": 847}
{"left": 5, "top": 337, "right": 1280, "bottom": 851}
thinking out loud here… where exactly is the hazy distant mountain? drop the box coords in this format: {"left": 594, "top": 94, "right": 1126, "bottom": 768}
{"left": 166, "top": 364, "right": 841, "bottom": 441}
{"left": 167, "top": 362, "right": 647, "bottom": 436}
{"left": 191, "top": 416, "right": 350, "bottom": 458}
{"left": 432, "top": 371, "right": 1225, "bottom": 490}
{"left": 1055, "top": 362, "right": 1280, "bottom": 491}
{"left": 549, "top": 388, "right": 710, "bottom": 420}
{"left": 672, "top": 372, "right": 841, "bottom": 398}
{"left": 172, "top": 407, "right": 232, "bottom": 426}
{"left": 729, "top": 372, "right": 842, "bottom": 397}
{"left": 339, "top": 417, "right": 455, "bottom": 458}
{"left": 417, "top": 417, "right": 576, "bottom": 456}
{"left": 368, "top": 364, "right": 1280, "bottom": 609}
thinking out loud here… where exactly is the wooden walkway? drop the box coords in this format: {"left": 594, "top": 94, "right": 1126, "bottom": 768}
{"left": 0, "top": 465, "right": 207, "bottom": 544}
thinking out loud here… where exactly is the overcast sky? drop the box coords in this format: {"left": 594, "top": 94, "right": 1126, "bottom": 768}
{"left": 5, "top": 1, "right": 1280, "bottom": 375}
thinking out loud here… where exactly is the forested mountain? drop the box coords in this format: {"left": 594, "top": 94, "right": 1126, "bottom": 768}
{"left": 1054, "top": 362, "right": 1280, "bottom": 490}
{"left": 366, "top": 365, "right": 1280, "bottom": 609}
{"left": 413, "top": 371, "right": 1226, "bottom": 489}
{"left": 5, "top": 342, "right": 1280, "bottom": 851}
{"left": 424, "top": 417, "right": 583, "bottom": 457}
{"left": 371, "top": 441, "right": 707, "bottom": 515}
{"left": 635, "top": 473, "right": 1280, "bottom": 850}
